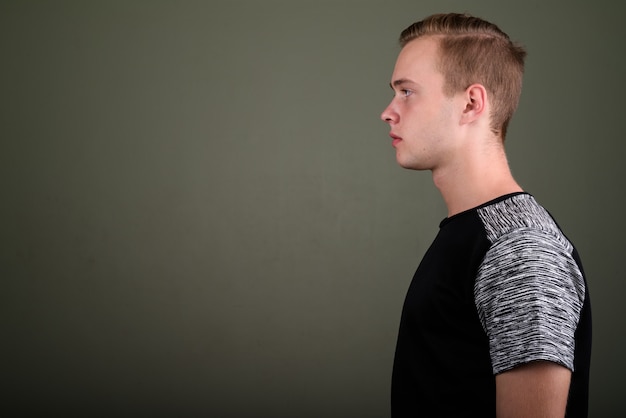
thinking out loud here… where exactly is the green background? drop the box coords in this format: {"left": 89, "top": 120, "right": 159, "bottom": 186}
{"left": 2, "top": 1, "right": 624, "bottom": 416}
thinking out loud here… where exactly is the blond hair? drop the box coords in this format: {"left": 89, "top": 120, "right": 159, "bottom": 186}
{"left": 400, "top": 13, "right": 527, "bottom": 139}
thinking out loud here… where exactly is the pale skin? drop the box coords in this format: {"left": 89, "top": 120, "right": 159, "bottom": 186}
{"left": 381, "top": 36, "right": 572, "bottom": 417}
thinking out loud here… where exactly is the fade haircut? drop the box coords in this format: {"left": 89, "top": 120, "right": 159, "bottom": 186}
{"left": 400, "top": 13, "right": 527, "bottom": 139}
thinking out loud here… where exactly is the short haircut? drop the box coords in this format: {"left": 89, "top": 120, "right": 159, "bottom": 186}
{"left": 400, "top": 13, "right": 527, "bottom": 139}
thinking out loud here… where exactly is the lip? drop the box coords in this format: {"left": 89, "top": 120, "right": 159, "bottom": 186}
{"left": 389, "top": 133, "right": 402, "bottom": 148}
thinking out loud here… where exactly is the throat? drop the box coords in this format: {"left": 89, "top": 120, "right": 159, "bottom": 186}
{"left": 433, "top": 165, "right": 523, "bottom": 217}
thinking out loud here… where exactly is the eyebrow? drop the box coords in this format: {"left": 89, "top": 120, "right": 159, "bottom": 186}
{"left": 389, "top": 78, "right": 415, "bottom": 89}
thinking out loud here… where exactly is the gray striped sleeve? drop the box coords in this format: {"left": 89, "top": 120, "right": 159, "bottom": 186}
{"left": 475, "top": 221, "right": 585, "bottom": 375}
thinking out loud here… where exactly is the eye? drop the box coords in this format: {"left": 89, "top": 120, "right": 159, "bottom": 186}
{"left": 401, "top": 89, "right": 413, "bottom": 98}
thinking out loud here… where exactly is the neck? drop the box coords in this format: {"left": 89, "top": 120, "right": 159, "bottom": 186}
{"left": 432, "top": 142, "right": 523, "bottom": 217}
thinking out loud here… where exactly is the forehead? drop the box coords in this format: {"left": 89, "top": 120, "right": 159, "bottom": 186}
{"left": 392, "top": 37, "right": 441, "bottom": 79}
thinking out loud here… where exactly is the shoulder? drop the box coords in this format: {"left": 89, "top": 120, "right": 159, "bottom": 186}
{"left": 477, "top": 193, "right": 569, "bottom": 247}
{"left": 476, "top": 227, "right": 585, "bottom": 306}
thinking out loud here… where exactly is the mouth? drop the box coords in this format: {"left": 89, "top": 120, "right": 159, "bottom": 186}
{"left": 389, "top": 133, "right": 402, "bottom": 148}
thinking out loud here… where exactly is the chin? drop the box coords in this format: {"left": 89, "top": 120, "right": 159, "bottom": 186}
{"left": 396, "top": 157, "right": 424, "bottom": 171}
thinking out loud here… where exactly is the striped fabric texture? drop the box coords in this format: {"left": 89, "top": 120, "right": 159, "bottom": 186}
{"left": 475, "top": 194, "right": 586, "bottom": 374}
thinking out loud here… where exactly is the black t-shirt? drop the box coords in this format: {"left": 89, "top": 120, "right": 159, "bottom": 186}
{"left": 391, "top": 193, "right": 592, "bottom": 417}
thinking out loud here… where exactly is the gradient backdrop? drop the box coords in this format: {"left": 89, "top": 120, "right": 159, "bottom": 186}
{"left": 2, "top": 1, "right": 624, "bottom": 416}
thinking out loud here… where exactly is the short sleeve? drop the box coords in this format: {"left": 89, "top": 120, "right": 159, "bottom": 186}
{"left": 474, "top": 228, "right": 585, "bottom": 374}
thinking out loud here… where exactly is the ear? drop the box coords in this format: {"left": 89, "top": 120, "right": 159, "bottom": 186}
{"left": 460, "top": 84, "right": 488, "bottom": 125}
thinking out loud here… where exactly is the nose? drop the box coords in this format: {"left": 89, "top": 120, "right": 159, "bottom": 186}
{"left": 381, "top": 101, "right": 398, "bottom": 124}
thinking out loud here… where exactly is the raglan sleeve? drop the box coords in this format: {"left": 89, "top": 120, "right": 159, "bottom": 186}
{"left": 474, "top": 228, "right": 586, "bottom": 374}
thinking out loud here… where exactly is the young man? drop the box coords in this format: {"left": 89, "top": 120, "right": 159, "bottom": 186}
{"left": 381, "top": 13, "right": 592, "bottom": 417}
